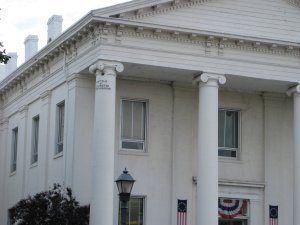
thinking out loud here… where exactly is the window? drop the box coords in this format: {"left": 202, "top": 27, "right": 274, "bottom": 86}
{"left": 218, "top": 109, "right": 240, "bottom": 158}
{"left": 31, "top": 115, "right": 39, "bottom": 164}
{"left": 11, "top": 127, "right": 18, "bottom": 173}
{"left": 56, "top": 101, "right": 65, "bottom": 154}
{"left": 119, "top": 197, "right": 145, "bottom": 225}
{"left": 121, "top": 99, "right": 147, "bottom": 151}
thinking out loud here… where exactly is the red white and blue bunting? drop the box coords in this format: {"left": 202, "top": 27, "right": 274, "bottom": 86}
{"left": 218, "top": 198, "right": 247, "bottom": 219}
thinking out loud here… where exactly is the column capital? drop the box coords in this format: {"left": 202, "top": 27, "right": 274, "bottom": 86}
{"left": 89, "top": 60, "right": 124, "bottom": 76}
{"left": 287, "top": 84, "right": 300, "bottom": 97}
{"left": 193, "top": 72, "right": 226, "bottom": 87}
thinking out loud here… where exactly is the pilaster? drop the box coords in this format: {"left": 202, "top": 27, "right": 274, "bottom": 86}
{"left": 287, "top": 84, "right": 300, "bottom": 225}
{"left": 0, "top": 118, "right": 8, "bottom": 225}
{"left": 64, "top": 73, "right": 94, "bottom": 192}
{"left": 39, "top": 90, "right": 52, "bottom": 190}
{"left": 18, "top": 105, "right": 28, "bottom": 198}
{"left": 89, "top": 60, "right": 124, "bottom": 225}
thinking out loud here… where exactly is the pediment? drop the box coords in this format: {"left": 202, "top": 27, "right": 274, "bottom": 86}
{"left": 94, "top": 0, "right": 300, "bottom": 43}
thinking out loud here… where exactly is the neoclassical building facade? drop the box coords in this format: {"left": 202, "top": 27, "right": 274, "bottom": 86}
{"left": 0, "top": 0, "right": 300, "bottom": 225}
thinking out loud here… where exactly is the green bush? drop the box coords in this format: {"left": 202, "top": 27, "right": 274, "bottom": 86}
{"left": 9, "top": 184, "right": 89, "bottom": 225}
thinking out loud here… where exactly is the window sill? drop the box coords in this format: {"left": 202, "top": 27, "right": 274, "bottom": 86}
{"left": 9, "top": 171, "right": 16, "bottom": 177}
{"left": 119, "top": 149, "right": 148, "bottom": 156}
{"left": 53, "top": 151, "right": 63, "bottom": 159}
{"left": 30, "top": 162, "right": 38, "bottom": 169}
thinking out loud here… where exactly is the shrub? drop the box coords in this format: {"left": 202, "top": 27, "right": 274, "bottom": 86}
{"left": 9, "top": 184, "right": 89, "bottom": 225}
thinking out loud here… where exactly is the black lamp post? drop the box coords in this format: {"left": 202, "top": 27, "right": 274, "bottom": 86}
{"left": 115, "top": 168, "right": 135, "bottom": 225}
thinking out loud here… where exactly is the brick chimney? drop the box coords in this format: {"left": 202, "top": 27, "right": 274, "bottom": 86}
{"left": 24, "top": 35, "right": 39, "bottom": 61}
{"left": 47, "top": 15, "right": 63, "bottom": 43}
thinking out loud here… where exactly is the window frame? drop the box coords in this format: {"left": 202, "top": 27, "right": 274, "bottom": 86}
{"left": 120, "top": 98, "right": 148, "bottom": 153}
{"left": 218, "top": 108, "right": 241, "bottom": 159}
{"left": 118, "top": 196, "right": 146, "bottom": 225}
{"left": 10, "top": 127, "right": 18, "bottom": 173}
{"left": 55, "top": 101, "right": 65, "bottom": 155}
{"left": 31, "top": 115, "right": 40, "bottom": 165}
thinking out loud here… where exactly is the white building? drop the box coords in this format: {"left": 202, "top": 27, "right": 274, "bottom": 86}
{"left": 0, "top": 0, "right": 300, "bottom": 225}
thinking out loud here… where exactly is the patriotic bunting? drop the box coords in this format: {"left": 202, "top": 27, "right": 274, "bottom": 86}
{"left": 218, "top": 198, "right": 247, "bottom": 219}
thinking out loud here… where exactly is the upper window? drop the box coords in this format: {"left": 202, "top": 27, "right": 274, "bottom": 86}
{"left": 218, "top": 109, "right": 240, "bottom": 158}
{"left": 11, "top": 127, "right": 18, "bottom": 173}
{"left": 31, "top": 115, "right": 39, "bottom": 164}
{"left": 119, "top": 197, "right": 145, "bottom": 225}
{"left": 121, "top": 99, "right": 147, "bottom": 151}
{"left": 56, "top": 101, "right": 65, "bottom": 154}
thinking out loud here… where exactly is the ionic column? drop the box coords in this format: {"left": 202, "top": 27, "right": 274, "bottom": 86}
{"left": 287, "top": 85, "right": 300, "bottom": 225}
{"left": 89, "top": 60, "right": 124, "bottom": 225}
{"left": 194, "top": 72, "right": 226, "bottom": 225}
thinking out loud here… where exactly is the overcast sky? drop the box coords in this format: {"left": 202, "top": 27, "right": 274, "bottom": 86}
{"left": 0, "top": 0, "right": 129, "bottom": 66}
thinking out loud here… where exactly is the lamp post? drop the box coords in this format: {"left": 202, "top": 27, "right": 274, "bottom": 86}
{"left": 115, "top": 168, "right": 135, "bottom": 225}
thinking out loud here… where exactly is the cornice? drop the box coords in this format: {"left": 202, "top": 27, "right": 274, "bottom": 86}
{"left": 0, "top": 16, "right": 299, "bottom": 101}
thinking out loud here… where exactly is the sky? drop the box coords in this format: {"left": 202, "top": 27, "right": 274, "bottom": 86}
{"left": 0, "top": 0, "right": 129, "bottom": 66}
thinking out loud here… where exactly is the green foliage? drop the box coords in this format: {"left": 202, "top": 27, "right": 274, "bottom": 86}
{"left": 0, "top": 42, "right": 10, "bottom": 64}
{"left": 9, "top": 184, "right": 90, "bottom": 225}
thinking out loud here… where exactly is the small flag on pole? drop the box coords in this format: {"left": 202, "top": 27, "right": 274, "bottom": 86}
{"left": 269, "top": 205, "right": 278, "bottom": 225}
{"left": 177, "top": 200, "right": 187, "bottom": 225}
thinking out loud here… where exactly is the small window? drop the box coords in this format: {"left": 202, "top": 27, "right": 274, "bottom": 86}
{"left": 121, "top": 99, "right": 147, "bottom": 151}
{"left": 11, "top": 127, "right": 18, "bottom": 173}
{"left": 119, "top": 197, "right": 145, "bottom": 225}
{"left": 56, "top": 101, "right": 65, "bottom": 154}
{"left": 31, "top": 115, "right": 39, "bottom": 164}
{"left": 218, "top": 109, "right": 240, "bottom": 158}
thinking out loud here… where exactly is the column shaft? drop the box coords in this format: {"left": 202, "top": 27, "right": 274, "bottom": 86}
{"left": 196, "top": 73, "right": 225, "bottom": 225}
{"left": 89, "top": 61, "right": 124, "bottom": 225}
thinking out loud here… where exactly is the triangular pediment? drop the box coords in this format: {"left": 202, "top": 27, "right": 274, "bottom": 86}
{"left": 94, "top": 0, "right": 300, "bottom": 43}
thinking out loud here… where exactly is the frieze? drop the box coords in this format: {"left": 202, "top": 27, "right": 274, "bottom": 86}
{"left": 122, "top": 28, "right": 300, "bottom": 57}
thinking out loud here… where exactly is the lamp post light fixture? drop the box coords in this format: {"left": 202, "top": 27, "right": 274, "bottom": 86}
{"left": 115, "top": 168, "right": 135, "bottom": 225}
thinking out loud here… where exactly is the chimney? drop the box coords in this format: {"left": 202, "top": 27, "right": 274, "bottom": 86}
{"left": 24, "top": 35, "right": 39, "bottom": 61}
{"left": 6, "top": 52, "right": 18, "bottom": 75}
{"left": 47, "top": 15, "right": 63, "bottom": 43}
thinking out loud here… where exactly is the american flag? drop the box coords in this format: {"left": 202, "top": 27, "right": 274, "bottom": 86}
{"left": 269, "top": 205, "right": 278, "bottom": 225}
{"left": 177, "top": 200, "right": 187, "bottom": 225}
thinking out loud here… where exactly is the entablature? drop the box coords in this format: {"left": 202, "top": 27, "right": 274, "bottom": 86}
{"left": 0, "top": 15, "right": 299, "bottom": 102}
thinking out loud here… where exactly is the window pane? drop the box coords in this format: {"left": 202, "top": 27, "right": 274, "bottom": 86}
{"left": 132, "top": 102, "right": 145, "bottom": 140}
{"left": 218, "top": 110, "right": 225, "bottom": 147}
{"left": 122, "top": 100, "right": 132, "bottom": 139}
{"left": 225, "top": 111, "right": 234, "bottom": 148}
{"left": 122, "top": 141, "right": 144, "bottom": 150}
{"left": 11, "top": 128, "right": 18, "bottom": 172}
{"left": 121, "top": 100, "right": 147, "bottom": 151}
{"left": 218, "top": 149, "right": 237, "bottom": 158}
{"left": 56, "top": 102, "right": 65, "bottom": 153}
{"left": 119, "top": 197, "right": 144, "bottom": 225}
{"left": 32, "top": 116, "right": 39, "bottom": 164}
